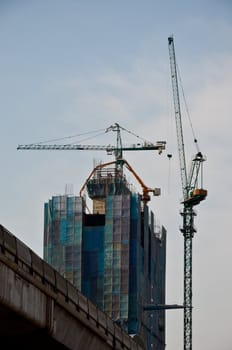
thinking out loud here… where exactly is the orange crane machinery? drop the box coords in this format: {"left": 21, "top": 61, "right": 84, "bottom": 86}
{"left": 79, "top": 158, "right": 161, "bottom": 205}
{"left": 168, "top": 36, "right": 207, "bottom": 350}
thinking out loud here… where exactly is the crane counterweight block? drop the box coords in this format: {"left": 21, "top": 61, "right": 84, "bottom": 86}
{"left": 184, "top": 189, "right": 207, "bottom": 207}
{"left": 152, "top": 188, "right": 161, "bottom": 196}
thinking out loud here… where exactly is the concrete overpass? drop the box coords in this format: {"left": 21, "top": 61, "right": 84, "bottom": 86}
{"left": 0, "top": 224, "right": 143, "bottom": 349}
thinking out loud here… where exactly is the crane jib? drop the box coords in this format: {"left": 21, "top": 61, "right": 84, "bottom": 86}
{"left": 17, "top": 143, "right": 166, "bottom": 152}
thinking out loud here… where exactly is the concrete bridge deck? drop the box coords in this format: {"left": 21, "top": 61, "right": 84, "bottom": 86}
{"left": 0, "top": 224, "right": 143, "bottom": 349}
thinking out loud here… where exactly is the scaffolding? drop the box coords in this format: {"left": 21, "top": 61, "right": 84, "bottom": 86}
{"left": 44, "top": 179, "right": 166, "bottom": 349}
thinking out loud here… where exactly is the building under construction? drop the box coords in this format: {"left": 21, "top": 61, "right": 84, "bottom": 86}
{"left": 44, "top": 160, "right": 166, "bottom": 350}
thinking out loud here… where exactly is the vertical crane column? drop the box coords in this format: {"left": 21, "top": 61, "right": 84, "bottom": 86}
{"left": 181, "top": 205, "right": 195, "bottom": 350}
{"left": 168, "top": 36, "right": 207, "bottom": 350}
{"left": 168, "top": 36, "right": 192, "bottom": 350}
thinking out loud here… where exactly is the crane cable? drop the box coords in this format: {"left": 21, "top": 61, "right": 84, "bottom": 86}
{"left": 117, "top": 124, "right": 154, "bottom": 144}
{"left": 29, "top": 128, "right": 106, "bottom": 145}
{"left": 29, "top": 123, "right": 154, "bottom": 148}
{"left": 167, "top": 153, "right": 172, "bottom": 194}
{"left": 176, "top": 63, "right": 200, "bottom": 154}
{"left": 68, "top": 131, "right": 107, "bottom": 145}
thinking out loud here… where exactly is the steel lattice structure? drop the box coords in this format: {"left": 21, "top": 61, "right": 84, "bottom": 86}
{"left": 168, "top": 36, "right": 207, "bottom": 350}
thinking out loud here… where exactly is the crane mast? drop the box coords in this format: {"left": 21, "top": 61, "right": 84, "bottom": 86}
{"left": 168, "top": 36, "right": 207, "bottom": 350}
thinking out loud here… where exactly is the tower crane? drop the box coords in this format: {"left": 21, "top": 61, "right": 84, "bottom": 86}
{"left": 17, "top": 123, "right": 166, "bottom": 204}
{"left": 17, "top": 123, "right": 166, "bottom": 168}
{"left": 168, "top": 36, "right": 207, "bottom": 350}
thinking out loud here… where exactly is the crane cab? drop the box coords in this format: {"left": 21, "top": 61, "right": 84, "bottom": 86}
{"left": 184, "top": 188, "right": 207, "bottom": 207}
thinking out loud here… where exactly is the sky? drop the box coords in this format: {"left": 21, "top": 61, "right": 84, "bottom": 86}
{"left": 0, "top": 0, "right": 231, "bottom": 348}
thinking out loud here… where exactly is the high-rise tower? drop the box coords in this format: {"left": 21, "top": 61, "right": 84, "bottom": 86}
{"left": 44, "top": 165, "right": 166, "bottom": 349}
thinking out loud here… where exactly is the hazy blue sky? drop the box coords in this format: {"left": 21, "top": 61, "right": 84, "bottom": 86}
{"left": 0, "top": 1, "right": 231, "bottom": 349}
